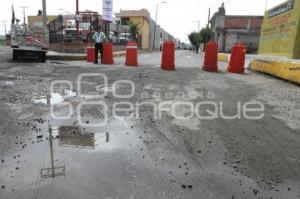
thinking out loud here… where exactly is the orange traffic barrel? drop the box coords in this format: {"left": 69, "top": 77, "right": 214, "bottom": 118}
{"left": 228, "top": 43, "right": 246, "bottom": 74}
{"left": 86, "top": 47, "right": 95, "bottom": 62}
{"left": 125, "top": 41, "right": 138, "bottom": 67}
{"left": 102, "top": 43, "right": 114, "bottom": 65}
{"left": 202, "top": 41, "right": 218, "bottom": 72}
{"left": 161, "top": 41, "right": 175, "bottom": 71}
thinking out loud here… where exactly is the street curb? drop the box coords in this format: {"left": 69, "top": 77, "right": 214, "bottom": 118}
{"left": 249, "top": 59, "right": 300, "bottom": 85}
{"left": 218, "top": 53, "right": 230, "bottom": 62}
{"left": 47, "top": 51, "right": 126, "bottom": 61}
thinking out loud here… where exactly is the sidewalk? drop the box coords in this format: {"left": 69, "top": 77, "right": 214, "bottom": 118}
{"left": 47, "top": 50, "right": 126, "bottom": 61}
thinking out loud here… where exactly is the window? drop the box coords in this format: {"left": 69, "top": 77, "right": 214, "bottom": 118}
{"left": 121, "top": 18, "right": 130, "bottom": 25}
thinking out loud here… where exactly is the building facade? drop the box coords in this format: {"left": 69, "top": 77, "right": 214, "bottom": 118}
{"left": 115, "top": 9, "right": 176, "bottom": 50}
{"left": 210, "top": 4, "right": 263, "bottom": 53}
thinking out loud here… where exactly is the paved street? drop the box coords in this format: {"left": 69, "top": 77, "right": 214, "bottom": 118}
{"left": 0, "top": 46, "right": 299, "bottom": 199}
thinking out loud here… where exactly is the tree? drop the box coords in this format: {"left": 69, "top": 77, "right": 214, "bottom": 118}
{"left": 188, "top": 32, "right": 200, "bottom": 47}
{"left": 199, "top": 26, "right": 212, "bottom": 44}
{"left": 188, "top": 27, "right": 213, "bottom": 46}
{"left": 128, "top": 21, "right": 140, "bottom": 41}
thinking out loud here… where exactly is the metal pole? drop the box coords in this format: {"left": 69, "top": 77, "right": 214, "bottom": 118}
{"left": 3, "top": 21, "right": 7, "bottom": 36}
{"left": 152, "top": 4, "right": 159, "bottom": 51}
{"left": 42, "top": 0, "right": 47, "bottom": 28}
{"left": 42, "top": 0, "right": 47, "bottom": 48}
{"left": 48, "top": 125, "right": 55, "bottom": 178}
{"left": 205, "top": 8, "right": 211, "bottom": 44}
{"left": 20, "top": 6, "right": 29, "bottom": 25}
{"left": 76, "top": 0, "right": 80, "bottom": 40}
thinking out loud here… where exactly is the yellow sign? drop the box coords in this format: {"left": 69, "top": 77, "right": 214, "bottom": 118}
{"left": 258, "top": 0, "right": 300, "bottom": 59}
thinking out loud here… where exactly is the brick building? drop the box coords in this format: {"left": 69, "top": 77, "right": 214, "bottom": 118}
{"left": 210, "top": 3, "right": 264, "bottom": 53}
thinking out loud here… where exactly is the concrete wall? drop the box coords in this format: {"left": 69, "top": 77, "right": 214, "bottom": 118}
{"left": 225, "top": 32, "right": 237, "bottom": 52}
{"left": 149, "top": 20, "right": 161, "bottom": 50}
{"left": 239, "top": 33, "right": 261, "bottom": 53}
{"left": 259, "top": 0, "right": 300, "bottom": 58}
{"left": 224, "top": 31, "right": 261, "bottom": 53}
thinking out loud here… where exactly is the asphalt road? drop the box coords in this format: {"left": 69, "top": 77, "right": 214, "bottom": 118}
{"left": 0, "top": 46, "right": 299, "bottom": 199}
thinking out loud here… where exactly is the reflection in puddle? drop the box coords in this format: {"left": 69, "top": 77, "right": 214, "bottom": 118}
{"left": 0, "top": 120, "right": 141, "bottom": 198}
{"left": 34, "top": 90, "right": 77, "bottom": 105}
{"left": 58, "top": 126, "right": 96, "bottom": 149}
{"left": 41, "top": 125, "right": 65, "bottom": 179}
{"left": 5, "top": 81, "right": 14, "bottom": 85}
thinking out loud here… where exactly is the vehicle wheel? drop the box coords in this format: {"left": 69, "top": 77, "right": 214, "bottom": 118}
{"left": 13, "top": 50, "right": 18, "bottom": 61}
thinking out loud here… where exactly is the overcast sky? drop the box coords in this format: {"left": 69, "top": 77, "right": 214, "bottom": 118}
{"left": 0, "top": 0, "right": 285, "bottom": 42}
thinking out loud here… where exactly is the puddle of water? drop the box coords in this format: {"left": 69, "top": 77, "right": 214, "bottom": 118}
{"left": 0, "top": 118, "right": 142, "bottom": 199}
{"left": 34, "top": 90, "right": 77, "bottom": 105}
{"left": 5, "top": 81, "right": 14, "bottom": 85}
{"left": 58, "top": 126, "right": 96, "bottom": 149}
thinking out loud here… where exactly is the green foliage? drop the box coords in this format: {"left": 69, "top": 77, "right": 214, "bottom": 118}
{"left": 188, "top": 27, "right": 213, "bottom": 46}
{"left": 199, "top": 26, "right": 213, "bottom": 43}
{"left": 128, "top": 21, "right": 140, "bottom": 41}
{"left": 188, "top": 32, "right": 200, "bottom": 47}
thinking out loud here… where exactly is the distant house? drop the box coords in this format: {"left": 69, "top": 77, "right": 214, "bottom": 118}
{"left": 115, "top": 9, "right": 151, "bottom": 49}
{"left": 210, "top": 3, "right": 263, "bottom": 53}
{"left": 115, "top": 9, "right": 176, "bottom": 50}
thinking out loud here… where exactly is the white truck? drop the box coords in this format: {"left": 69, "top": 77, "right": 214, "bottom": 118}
{"left": 10, "top": 24, "right": 49, "bottom": 62}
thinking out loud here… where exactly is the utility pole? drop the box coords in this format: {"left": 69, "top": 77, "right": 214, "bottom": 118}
{"left": 205, "top": 8, "right": 211, "bottom": 45}
{"left": 2, "top": 21, "right": 7, "bottom": 36}
{"left": 76, "top": 0, "right": 80, "bottom": 40}
{"left": 20, "top": 6, "right": 29, "bottom": 25}
{"left": 264, "top": 0, "right": 268, "bottom": 12}
{"left": 152, "top": 1, "right": 166, "bottom": 51}
{"left": 42, "top": 0, "right": 47, "bottom": 48}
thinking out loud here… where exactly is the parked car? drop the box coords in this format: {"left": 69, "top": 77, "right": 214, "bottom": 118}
{"left": 109, "top": 31, "right": 118, "bottom": 43}
{"left": 119, "top": 33, "right": 132, "bottom": 44}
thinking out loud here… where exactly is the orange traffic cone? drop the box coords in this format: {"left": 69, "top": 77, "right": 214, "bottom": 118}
{"left": 161, "top": 41, "right": 175, "bottom": 71}
{"left": 86, "top": 45, "right": 95, "bottom": 63}
{"left": 102, "top": 43, "right": 114, "bottom": 65}
{"left": 203, "top": 41, "right": 218, "bottom": 72}
{"left": 125, "top": 41, "right": 138, "bottom": 67}
{"left": 228, "top": 43, "right": 246, "bottom": 74}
